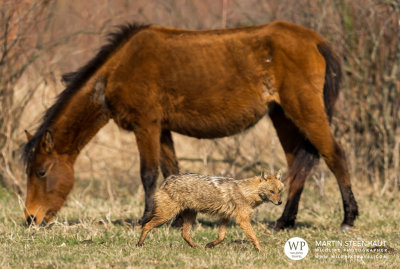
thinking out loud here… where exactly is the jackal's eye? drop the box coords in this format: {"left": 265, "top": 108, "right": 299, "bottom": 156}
{"left": 270, "top": 190, "right": 275, "bottom": 194}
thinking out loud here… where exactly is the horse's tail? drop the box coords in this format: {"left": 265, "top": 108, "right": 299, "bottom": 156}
{"left": 285, "top": 41, "right": 342, "bottom": 181}
{"left": 318, "top": 41, "right": 342, "bottom": 122}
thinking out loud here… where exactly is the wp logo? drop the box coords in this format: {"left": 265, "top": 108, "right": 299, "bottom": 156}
{"left": 284, "top": 237, "right": 309, "bottom": 260}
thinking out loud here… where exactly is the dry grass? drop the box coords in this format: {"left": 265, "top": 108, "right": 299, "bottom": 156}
{"left": 0, "top": 178, "right": 398, "bottom": 268}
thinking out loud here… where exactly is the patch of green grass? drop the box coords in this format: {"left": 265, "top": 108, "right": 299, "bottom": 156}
{"left": 0, "top": 186, "right": 12, "bottom": 202}
{"left": 0, "top": 180, "right": 398, "bottom": 268}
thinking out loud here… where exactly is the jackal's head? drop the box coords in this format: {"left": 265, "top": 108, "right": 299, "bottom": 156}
{"left": 258, "top": 171, "right": 284, "bottom": 205}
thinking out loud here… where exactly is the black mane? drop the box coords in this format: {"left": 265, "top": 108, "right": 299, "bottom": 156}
{"left": 23, "top": 23, "right": 150, "bottom": 166}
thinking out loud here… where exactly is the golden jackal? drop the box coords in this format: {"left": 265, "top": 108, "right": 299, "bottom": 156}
{"left": 137, "top": 172, "right": 284, "bottom": 251}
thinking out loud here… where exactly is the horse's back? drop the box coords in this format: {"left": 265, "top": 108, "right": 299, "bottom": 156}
{"left": 105, "top": 21, "right": 329, "bottom": 138}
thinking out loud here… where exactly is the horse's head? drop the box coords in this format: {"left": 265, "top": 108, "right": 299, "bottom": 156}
{"left": 24, "top": 130, "right": 75, "bottom": 226}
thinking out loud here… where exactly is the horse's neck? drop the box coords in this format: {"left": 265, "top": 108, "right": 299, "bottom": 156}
{"left": 51, "top": 81, "right": 110, "bottom": 161}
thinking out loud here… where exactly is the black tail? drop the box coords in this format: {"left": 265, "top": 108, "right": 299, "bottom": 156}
{"left": 318, "top": 41, "right": 342, "bottom": 122}
{"left": 286, "top": 41, "right": 342, "bottom": 180}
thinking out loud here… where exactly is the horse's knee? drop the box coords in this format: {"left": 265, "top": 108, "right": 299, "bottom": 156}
{"left": 139, "top": 167, "right": 159, "bottom": 218}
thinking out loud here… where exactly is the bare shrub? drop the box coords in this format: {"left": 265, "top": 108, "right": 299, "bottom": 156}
{"left": 331, "top": 1, "right": 400, "bottom": 193}
{"left": 0, "top": 0, "right": 55, "bottom": 194}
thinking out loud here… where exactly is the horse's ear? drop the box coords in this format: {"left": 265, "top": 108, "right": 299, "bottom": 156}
{"left": 24, "top": 130, "right": 33, "bottom": 141}
{"left": 41, "top": 130, "right": 54, "bottom": 153}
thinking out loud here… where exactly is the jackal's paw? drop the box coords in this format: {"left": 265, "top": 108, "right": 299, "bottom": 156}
{"left": 205, "top": 242, "right": 215, "bottom": 248}
{"left": 255, "top": 246, "right": 264, "bottom": 252}
{"left": 340, "top": 224, "right": 354, "bottom": 232}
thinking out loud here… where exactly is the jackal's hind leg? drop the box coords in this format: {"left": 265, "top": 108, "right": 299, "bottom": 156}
{"left": 206, "top": 218, "right": 229, "bottom": 248}
{"left": 181, "top": 209, "right": 197, "bottom": 248}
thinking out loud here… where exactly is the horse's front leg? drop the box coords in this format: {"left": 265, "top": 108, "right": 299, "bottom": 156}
{"left": 160, "top": 129, "right": 179, "bottom": 178}
{"left": 134, "top": 123, "right": 161, "bottom": 225}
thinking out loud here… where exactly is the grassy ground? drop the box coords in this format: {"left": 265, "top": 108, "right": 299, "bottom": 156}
{"left": 0, "top": 179, "right": 398, "bottom": 268}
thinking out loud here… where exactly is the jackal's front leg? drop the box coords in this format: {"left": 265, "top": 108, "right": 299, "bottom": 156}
{"left": 137, "top": 199, "right": 181, "bottom": 247}
{"left": 236, "top": 215, "right": 263, "bottom": 251}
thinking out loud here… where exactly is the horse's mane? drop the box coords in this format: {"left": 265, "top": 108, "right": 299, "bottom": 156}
{"left": 23, "top": 23, "right": 150, "bottom": 166}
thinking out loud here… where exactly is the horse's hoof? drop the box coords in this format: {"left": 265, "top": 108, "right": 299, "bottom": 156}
{"left": 269, "top": 222, "right": 283, "bottom": 232}
{"left": 271, "top": 226, "right": 282, "bottom": 232}
{"left": 269, "top": 220, "right": 294, "bottom": 231}
{"left": 340, "top": 224, "right": 353, "bottom": 232}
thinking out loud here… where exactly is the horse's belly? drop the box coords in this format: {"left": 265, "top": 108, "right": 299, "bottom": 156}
{"left": 159, "top": 53, "right": 277, "bottom": 138}
{"left": 164, "top": 93, "right": 269, "bottom": 138}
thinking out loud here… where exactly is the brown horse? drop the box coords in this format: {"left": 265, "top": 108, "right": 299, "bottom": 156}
{"left": 23, "top": 20, "right": 358, "bottom": 230}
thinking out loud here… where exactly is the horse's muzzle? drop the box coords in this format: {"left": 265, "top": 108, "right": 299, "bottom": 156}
{"left": 26, "top": 215, "right": 37, "bottom": 226}
{"left": 26, "top": 215, "right": 48, "bottom": 226}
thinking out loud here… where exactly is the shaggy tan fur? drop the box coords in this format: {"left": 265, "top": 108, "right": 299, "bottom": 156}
{"left": 137, "top": 172, "right": 284, "bottom": 251}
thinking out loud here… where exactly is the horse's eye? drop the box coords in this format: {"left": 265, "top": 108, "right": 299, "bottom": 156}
{"left": 37, "top": 170, "right": 46, "bottom": 178}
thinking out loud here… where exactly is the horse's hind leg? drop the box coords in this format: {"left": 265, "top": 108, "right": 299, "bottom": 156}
{"left": 279, "top": 85, "right": 358, "bottom": 230}
{"left": 134, "top": 124, "right": 161, "bottom": 225}
{"left": 269, "top": 105, "right": 318, "bottom": 230}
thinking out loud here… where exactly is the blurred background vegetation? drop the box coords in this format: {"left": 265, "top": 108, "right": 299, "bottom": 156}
{"left": 0, "top": 0, "right": 399, "bottom": 201}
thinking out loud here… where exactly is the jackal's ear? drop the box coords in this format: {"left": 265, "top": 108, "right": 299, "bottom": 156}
{"left": 261, "top": 171, "right": 267, "bottom": 180}
{"left": 24, "top": 130, "right": 33, "bottom": 141}
{"left": 275, "top": 170, "right": 282, "bottom": 181}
